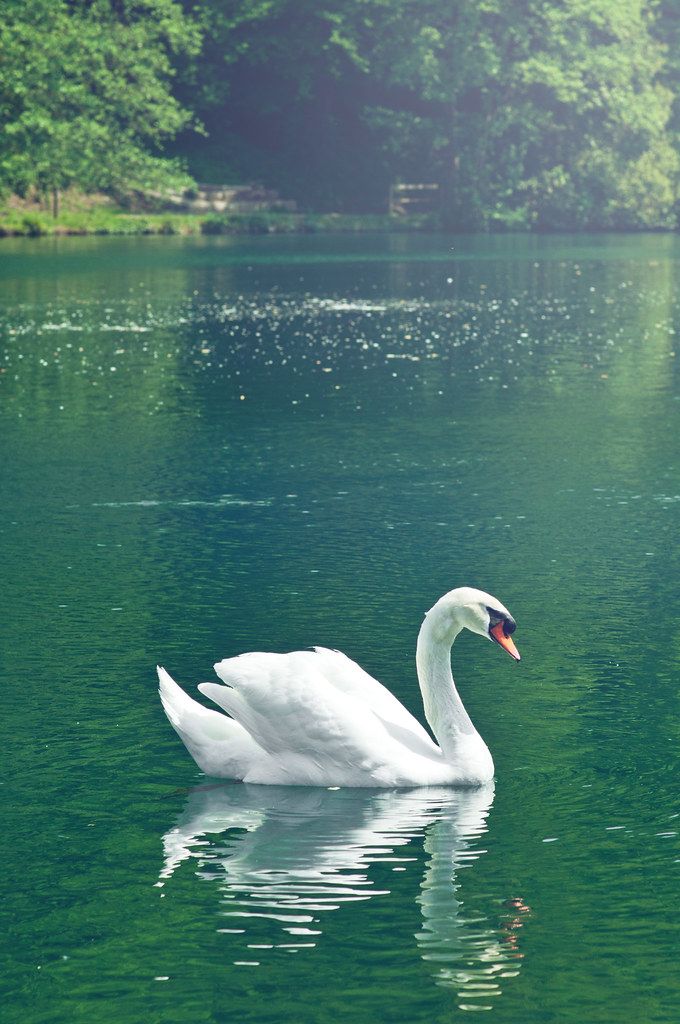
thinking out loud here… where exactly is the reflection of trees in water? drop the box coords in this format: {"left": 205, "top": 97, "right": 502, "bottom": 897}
{"left": 158, "top": 782, "right": 530, "bottom": 1011}
{"left": 5, "top": 238, "right": 680, "bottom": 429}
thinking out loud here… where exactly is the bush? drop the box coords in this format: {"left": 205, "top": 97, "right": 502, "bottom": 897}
{"left": 21, "top": 215, "right": 45, "bottom": 236}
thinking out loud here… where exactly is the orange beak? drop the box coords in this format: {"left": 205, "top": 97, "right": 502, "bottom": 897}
{"left": 490, "top": 621, "right": 521, "bottom": 662}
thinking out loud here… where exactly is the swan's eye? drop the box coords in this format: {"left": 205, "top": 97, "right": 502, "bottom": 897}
{"left": 486, "top": 608, "right": 502, "bottom": 631}
{"left": 486, "top": 607, "right": 516, "bottom": 637}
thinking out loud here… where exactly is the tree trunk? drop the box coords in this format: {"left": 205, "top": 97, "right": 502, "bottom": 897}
{"left": 52, "top": 188, "right": 60, "bottom": 219}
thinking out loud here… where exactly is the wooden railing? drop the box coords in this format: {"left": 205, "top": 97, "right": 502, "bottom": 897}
{"left": 388, "top": 183, "right": 439, "bottom": 216}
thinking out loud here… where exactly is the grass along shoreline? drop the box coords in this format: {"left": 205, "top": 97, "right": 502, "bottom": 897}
{"left": 0, "top": 207, "right": 438, "bottom": 238}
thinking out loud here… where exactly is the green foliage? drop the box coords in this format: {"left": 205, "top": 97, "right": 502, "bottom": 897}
{"left": 2, "top": 0, "right": 680, "bottom": 228}
{"left": 170, "top": 0, "right": 680, "bottom": 229}
{"left": 170, "top": 0, "right": 390, "bottom": 210}
{"left": 0, "top": 0, "right": 200, "bottom": 202}
{"left": 351, "top": 0, "right": 679, "bottom": 228}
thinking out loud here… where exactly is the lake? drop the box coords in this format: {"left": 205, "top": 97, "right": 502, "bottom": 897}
{"left": 2, "top": 232, "right": 679, "bottom": 1023}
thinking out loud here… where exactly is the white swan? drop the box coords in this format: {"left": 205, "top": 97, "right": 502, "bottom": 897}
{"left": 157, "top": 586, "right": 520, "bottom": 787}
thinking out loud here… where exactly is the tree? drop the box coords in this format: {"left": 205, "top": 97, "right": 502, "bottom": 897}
{"left": 355, "top": 0, "right": 679, "bottom": 228}
{"left": 0, "top": 0, "right": 201, "bottom": 208}
{"left": 174, "top": 0, "right": 679, "bottom": 228}
{"left": 171, "top": 0, "right": 386, "bottom": 209}
{"left": 6, "top": 0, "right": 675, "bottom": 227}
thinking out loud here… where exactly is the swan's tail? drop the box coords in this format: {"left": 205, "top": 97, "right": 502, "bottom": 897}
{"left": 157, "top": 666, "right": 262, "bottom": 779}
{"left": 158, "top": 665, "right": 195, "bottom": 730}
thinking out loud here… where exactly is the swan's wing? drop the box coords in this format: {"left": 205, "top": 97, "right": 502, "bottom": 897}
{"left": 199, "top": 651, "right": 413, "bottom": 785}
{"left": 311, "top": 647, "right": 442, "bottom": 760}
{"left": 158, "top": 667, "right": 264, "bottom": 778}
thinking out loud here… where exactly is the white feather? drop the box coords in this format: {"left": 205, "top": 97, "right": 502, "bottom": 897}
{"left": 158, "top": 666, "right": 264, "bottom": 778}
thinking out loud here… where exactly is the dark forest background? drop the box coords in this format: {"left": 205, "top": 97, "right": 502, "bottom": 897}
{"left": 5, "top": 0, "right": 680, "bottom": 229}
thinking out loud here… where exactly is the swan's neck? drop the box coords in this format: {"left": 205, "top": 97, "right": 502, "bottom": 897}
{"left": 415, "top": 600, "right": 488, "bottom": 770}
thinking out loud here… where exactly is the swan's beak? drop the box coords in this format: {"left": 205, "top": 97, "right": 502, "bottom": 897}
{"left": 490, "top": 621, "right": 521, "bottom": 662}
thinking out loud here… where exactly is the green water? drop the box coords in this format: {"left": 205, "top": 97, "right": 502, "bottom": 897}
{"left": 2, "top": 233, "right": 680, "bottom": 1023}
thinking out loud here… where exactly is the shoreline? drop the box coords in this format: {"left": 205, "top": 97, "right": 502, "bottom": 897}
{"left": 0, "top": 209, "right": 438, "bottom": 239}
{"left": 2, "top": 207, "right": 675, "bottom": 240}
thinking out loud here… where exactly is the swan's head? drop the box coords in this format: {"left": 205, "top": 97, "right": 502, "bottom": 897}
{"left": 438, "top": 587, "right": 521, "bottom": 661}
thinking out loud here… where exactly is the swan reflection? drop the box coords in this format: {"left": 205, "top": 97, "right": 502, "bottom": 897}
{"left": 159, "top": 783, "right": 527, "bottom": 1008}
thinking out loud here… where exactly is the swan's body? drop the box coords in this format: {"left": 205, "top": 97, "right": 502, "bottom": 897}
{"left": 158, "top": 586, "right": 520, "bottom": 788}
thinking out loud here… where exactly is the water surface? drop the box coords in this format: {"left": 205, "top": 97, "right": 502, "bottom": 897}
{"left": 2, "top": 232, "right": 680, "bottom": 1023}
